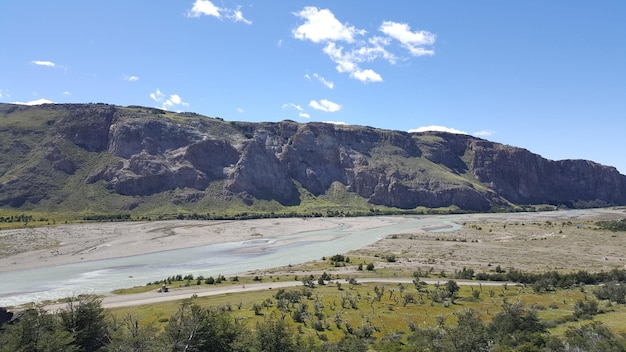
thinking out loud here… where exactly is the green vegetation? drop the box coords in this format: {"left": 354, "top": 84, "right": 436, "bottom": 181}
{"left": 597, "top": 218, "right": 626, "bottom": 232}
{"left": 7, "top": 276, "right": 626, "bottom": 351}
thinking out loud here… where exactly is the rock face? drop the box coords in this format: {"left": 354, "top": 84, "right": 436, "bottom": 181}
{"left": 1, "top": 103, "right": 625, "bottom": 212}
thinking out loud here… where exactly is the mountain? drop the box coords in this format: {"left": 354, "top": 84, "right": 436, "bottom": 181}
{"left": 1, "top": 103, "right": 625, "bottom": 216}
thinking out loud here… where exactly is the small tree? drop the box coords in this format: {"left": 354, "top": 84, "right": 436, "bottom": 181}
{"left": 255, "top": 317, "right": 297, "bottom": 352}
{"left": 0, "top": 306, "right": 76, "bottom": 352}
{"left": 59, "top": 296, "right": 109, "bottom": 352}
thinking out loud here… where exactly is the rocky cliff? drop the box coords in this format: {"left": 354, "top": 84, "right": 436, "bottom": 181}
{"left": 1, "top": 103, "right": 625, "bottom": 214}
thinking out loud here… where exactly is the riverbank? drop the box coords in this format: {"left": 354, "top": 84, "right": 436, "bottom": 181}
{"left": 0, "top": 216, "right": 411, "bottom": 273}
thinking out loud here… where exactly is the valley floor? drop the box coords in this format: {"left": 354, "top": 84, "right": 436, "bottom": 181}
{"left": 2, "top": 207, "right": 626, "bottom": 308}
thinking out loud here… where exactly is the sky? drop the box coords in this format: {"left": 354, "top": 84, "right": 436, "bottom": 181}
{"left": 1, "top": 1, "right": 625, "bottom": 173}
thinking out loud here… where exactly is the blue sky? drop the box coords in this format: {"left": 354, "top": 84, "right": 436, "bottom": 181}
{"left": 1, "top": 1, "right": 625, "bottom": 173}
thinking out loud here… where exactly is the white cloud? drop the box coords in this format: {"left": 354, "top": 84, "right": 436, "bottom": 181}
{"left": 31, "top": 60, "right": 56, "bottom": 67}
{"left": 0, "top": 89, "right": 2, "bottom": 98}
{"left": 322, "top": 120, "right": 347, "bottom": 125}
{"left": 124, "top": 75, "right": 139, "bottom": 82}
{"left": 292, "top": 7, "right": 364, "bottom": 43}
{"left": 366, "top": 36, "right": 397, "bottom": 64}
{"left": 322, "top": 43, "right": 356, "bottom": 73}
{"left": 187, "top": 0, "right": 251, "bottom": 24}
{"left": 351, "top": 69, "right": 383, "bottom": 83}
{"left": 12, "top": 98, "right": 55, "bottom": 105}
{"left": 282, "top": 103, "right": 304, "bottom": 112}
{"left": 282, "top": 103, "right": 311, "bottom": 119}
{"left": 231, "top": 6, "right": 252, "bottom": 25}
{"left": 150, "top": 89, "right": 189, "bottom": 111}
{"left": 306, "top": 73, "right": 335, "bottom": 89}
{"left": 63, "top": 91, "right": 72, "bottom": 95}
{"left": 309, "top": 99, "right": 341, "bottom": 112}
{"left": 379, "top": 21, "right": 436, "bottom": 56}
{"left": 236, "top": 107, "right": 244, "bottom": 113}
{"left": 322, "top": 43, "right": 384, "bottom": 83}
{"left": 188, "top": 0, "right": 220, "bottom": 18}
{"left": 150, "top": 88, "right": 165, "bottom": 102}
{"left": 293, "top": 8, "right": 435, "bottom": 83}
{"left": 473, "top": 130, "right": 495, "bottom": 137}
{"left": 408, "top": 125, "right": 468, "bottom": 135}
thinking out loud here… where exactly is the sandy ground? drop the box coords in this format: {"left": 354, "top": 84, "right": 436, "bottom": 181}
{"left": 350, "top": 208, "right": 626, "bottom": 274}
{"left": 0, "top": 216, "right": 407, "bottom": 273}
{"left": 2, "top": 209, "right": 625, "bottom": 275}
{"left": 3, "top": 208, "right": 626, "bottom": 309}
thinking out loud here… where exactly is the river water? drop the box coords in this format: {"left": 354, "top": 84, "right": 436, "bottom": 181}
{"left": 1, "top": 208, "right": 607, "bottom": 307}
{"left": 0, "top": 216, "right": 465, "bottom": 307}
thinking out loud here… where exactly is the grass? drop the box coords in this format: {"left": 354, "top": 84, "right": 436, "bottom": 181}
{"left": 99, "top": 211, "right": 626, "bottom": 344}
{"left": 106, "top": 278, "right": 626, "bottom": 344}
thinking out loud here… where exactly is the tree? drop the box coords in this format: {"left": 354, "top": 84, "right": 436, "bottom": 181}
{"left": 59, "top": 297, "right": 109, "bottom": 352}
{"left": 164, "top": 298, "right": 247, "bottom": 352}
{"left": 107, "top": 314, "right": 160, "bottom": 352}
{"left": 446, "top": 280, "right": 459, "bottom": 295}
{"left": 0, "top": 306, "right": 76, "bottom": 352}
{"left": 487, "top": 303, "right": 546, "bottom": 349}
{"left": 319, "top": 335, "right": 368, "bottom": 352}
{"left": 573, "top": 299, "right": 599, "bottom": 320}
{"left": 447, "top": 309, "right": 489, "bottom": 352}
{"left": 255, "top": 317, "right": 296, "bottom": 352}
{"left": 594, "top": 281, "right": 626, "bottom": 303}
{"left": 164, "top": 298, "right": 211, "bottom": 351}
{"left": 564, "top": 321, "right": 626, "bottom": 352}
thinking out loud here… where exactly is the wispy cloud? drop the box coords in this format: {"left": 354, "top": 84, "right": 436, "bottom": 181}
{"left": 124, "top": 75, "right": 139, "bottom": 82}
{"left": 293, "top": 7, "right": 435, "bottom": 83}
{"left": 473, "top": 130, "right": 495, "bottom": 137}
{"left": 309, "top": 99, "right": 341, "bottom": 112}
{"left": 31, "top": 60, "right": 56, "bottom": 67}
{"left": 305, "top": 73, "right": 334, "bottom": 89}
{"left": 282, "top": 102, "right": 310, "bottom": 119}
{"left": 187, "top": 0, "right": 251, "bottom": 24}
{"left": 150, "top": 89, "right": 189, "bottom": 111}
{"left": 231, "top": 6, "right": 252, "bottom": 25}
{"left": 282, "top": 103, "right": 303, "bottom": 111}
{"left": 322, "top": 120, "right": 347, "bottom": 125}
{"left": 408, "top": 125, "right": 468, "bottom": 135}
{"left": 63, "top": 91, "right": 72, "bottom": 95}
{"left": 12, "top": 98, "right": 55, "bottom": 105}
{"left": 379, "top": 21, "right": 436, "bottom": 56}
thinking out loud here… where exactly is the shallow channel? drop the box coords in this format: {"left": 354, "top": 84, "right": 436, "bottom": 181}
{"left": 0, "top": 215, "right": 456, "bottom": 306}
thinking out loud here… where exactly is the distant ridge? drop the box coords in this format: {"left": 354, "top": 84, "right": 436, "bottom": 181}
{"left": 1, "top": 102, "right": 624, "bottom": 216}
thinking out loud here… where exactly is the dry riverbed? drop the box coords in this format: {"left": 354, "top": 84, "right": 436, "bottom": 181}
{"left": 1, "top": 208, "right": 625, "bottom": 276}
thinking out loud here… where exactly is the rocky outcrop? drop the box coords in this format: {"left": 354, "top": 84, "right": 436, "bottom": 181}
{"left": 1, "top": 103, "right": 625, "bottom": 212}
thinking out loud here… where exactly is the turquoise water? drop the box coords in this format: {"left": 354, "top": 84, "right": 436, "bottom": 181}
{"left": 0, "top": 216, "right": 432, "bottom": 306}
{"left": 0, "top": 209, "right": 602, "bottom": 307}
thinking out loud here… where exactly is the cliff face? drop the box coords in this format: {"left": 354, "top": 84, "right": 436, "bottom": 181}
{"left": 1, "top": 103, "right": 625, "bottom": 212}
